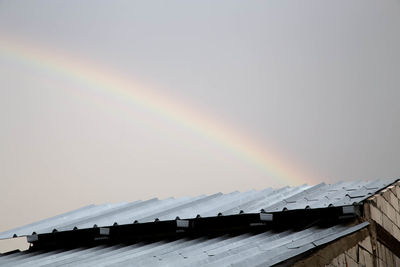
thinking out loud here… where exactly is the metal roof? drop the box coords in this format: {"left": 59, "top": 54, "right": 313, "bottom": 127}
{"left": 0, "top": 222, "right": 369, "bottom": 267}
{"left": 0, "top": 178, "right": 397, "bottom": 239}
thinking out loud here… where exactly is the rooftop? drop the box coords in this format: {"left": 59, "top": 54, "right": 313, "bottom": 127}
{"left": 0, "top": 178, "right": 398, "bottom": 266}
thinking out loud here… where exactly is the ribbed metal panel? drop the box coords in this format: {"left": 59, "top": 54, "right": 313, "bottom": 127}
{"left": 0, "top": 178, "right": 396, "bottom": 239}
{"left": 0, "top": 222, "right": 369, "bottom": 266}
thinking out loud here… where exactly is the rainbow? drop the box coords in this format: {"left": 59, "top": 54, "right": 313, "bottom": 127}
{"left": 0, "top": 35, "right": 315, "bottom": 186}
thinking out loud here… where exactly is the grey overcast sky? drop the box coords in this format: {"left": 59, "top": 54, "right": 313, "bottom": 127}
{"left": 0, "top": 0, "right": 400, "bottom": 232}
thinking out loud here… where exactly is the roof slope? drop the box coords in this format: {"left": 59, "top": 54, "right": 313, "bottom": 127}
{"left": 0, "top": 178, "right": 396, "bottom": 239}
{"left": 0, "top": 222, "right": 369, "bottom": 267}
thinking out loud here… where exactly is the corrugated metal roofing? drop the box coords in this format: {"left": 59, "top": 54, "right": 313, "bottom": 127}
{"left": 0, "top": 178, "right": 396, "bottom": 239}
{"left": 0, "top": 222, "right": 369, "bottom": 267}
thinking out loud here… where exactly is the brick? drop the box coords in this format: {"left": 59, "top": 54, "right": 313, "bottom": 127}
{"left": 391, "top": 187, "right": 397, "bottom": 197}
{"left": 359, "top": 236, "right": 373, "bottom": 253}
{"left": 377, "top": 241, "right": 397, "bottom": 266}
{"left": 368, "top": 195, "right": 377, "bottom": 205}
{"left": 396, "top": 212, "right": 400, "bottom": 226}
{"left": 396, "top": 185, "right": 400, "bottom": 198}
{"left": 358, "top": 248, "right": 366, "bottom": 266}
{"left": 345, "top": 254, "right": 359, "bottom": 267}
{"left": 376, "top": 196, "right": 389, "bottom": 214}
{"left": 370, "top": 205, "right": 383, "bottom": 225}
{"left": 382, "top": 214, "right": 394, "bottom": 235}
{"left": 377, "top": 258, "right": 385, "bottom": 267}
{"left": 399, "top": 199, "right": 400, "bottom": 214}
{"left": 382, "top": 189, "right": 391, "bottom": 204}
{"left": 376, "top": 242, "right": 385, "bottom": 260}
{"left": 393, "top": 225, "right": 400, "bottom": 242}
{"left": 345, "top": 245, "right": 358, "bottom": 262}
{"left": 386, "top": 203, "right": 397, "bottom": 223}
{"left": 395, "top": 255, "right": 400, "bottom": 267}
{"left": 389, "top": 191, "right": 399, "bottom": 211}
{"left": 384, "top": 247, "right": 394, "bottom": 266}
{"left": 358, "top": 248, "right": 373, "bottom": 267}
{"left": 364, "top": 253, "right": 374, "bottom": 267}
{"left": 329, "top": 256, "right": 339, "bottom": 266}
{"left": 330, "top": 253, "right": 346, "bottom": 266}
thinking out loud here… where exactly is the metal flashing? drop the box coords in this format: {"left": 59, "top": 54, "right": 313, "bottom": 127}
{"left": 0, "top": 222, "right": 369, "bottom": 266}
{"left": 0, "top": 178, "right": 397, "bottom": 240}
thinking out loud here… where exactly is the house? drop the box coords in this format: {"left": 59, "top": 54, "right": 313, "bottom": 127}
{"left": 0, "top": 178, "right": 399, "bottom": 266}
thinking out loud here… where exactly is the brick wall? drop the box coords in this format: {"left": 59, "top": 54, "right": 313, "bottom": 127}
{"left": 325, "top": 237, "right": 400, "bottom": 267}
{"left": 366, "top": 183, "right": 400, "bottom": 241}
{"left": 324, "top": 181, "right": 400, "bottom": 267}
{"left": 326, "top": 236, "right": 374, "bottom": 267}
{"left": 295, "top": 181, "right": 400, "bottom": 267}
{"left": 292, "top": 228, "right": 370, "bottom": 267}
{"left": 375, "top": 241, "right": 400, "bottom": 267}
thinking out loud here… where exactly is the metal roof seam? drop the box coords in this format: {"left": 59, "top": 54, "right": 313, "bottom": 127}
{"left": 0, "top": 178, "right": 398, "bottom": 240}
